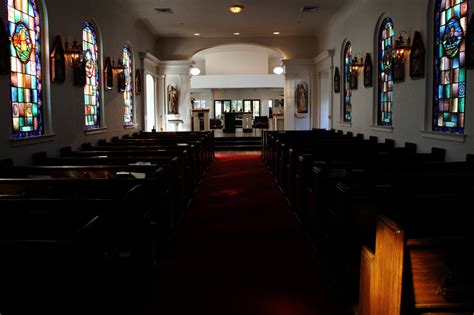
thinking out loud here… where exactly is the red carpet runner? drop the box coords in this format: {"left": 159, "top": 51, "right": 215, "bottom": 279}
{"left": 138, "top": 153, "right": 351, "bottom": 315}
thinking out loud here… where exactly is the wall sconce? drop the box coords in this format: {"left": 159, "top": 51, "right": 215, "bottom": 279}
{"left": 351, "top": 55, "right": 364, "bottom": 75}
{"left": 393, "top": 31, "right": 411, "bottom": 63}
{"left": 273, "top": 66, "right": 285, "bottom": 75}
{"left": 65, "top": 40, "right": 86, "bottom": 87}
{"left": 392, "top": 31, "right": 411, "bottom": 83}
{"left": 112, "top": 59, "right": 125, "bottom": 74}
{"left": 112, "top": 59, "right": 126, "bottom": 92}
{"left": 64, "top": 40, "right": 82, "bottom": 67}
{"left": 190, "top": 67, "right": 201, "bottom": 76}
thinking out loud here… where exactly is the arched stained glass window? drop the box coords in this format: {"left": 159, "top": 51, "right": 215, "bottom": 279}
{"left": 378, "top": 18, "right": 395, "bottom": 126}
{"left": 83, "top": 22, "right": 100, "bottom": 129}
{"left": 123, "top": 45, "right": 134, "bottom": 126}
{"left": 343, "top": 41, "right": 352, "bottom": 123}
{"left": 434, "top": 0, "right": 469, "bottom": 133}
{"left": 7, "top": 0, "right": 44, "bottom": 138}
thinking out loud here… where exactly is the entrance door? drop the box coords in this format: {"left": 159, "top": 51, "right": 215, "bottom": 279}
{"left": 319, "top": 70, "right": 331, "bottom": 130}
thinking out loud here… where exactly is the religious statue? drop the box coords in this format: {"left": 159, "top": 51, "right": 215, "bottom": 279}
{"left": 167, "top": 84, "right": 179, "bottom": 114}
{"left": 295, "top": 82, "right": 308, "bottom": 114}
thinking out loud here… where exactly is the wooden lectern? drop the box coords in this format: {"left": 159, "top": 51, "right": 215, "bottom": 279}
{"left": 223, "top": 112, "right": 237, "bottom": 133}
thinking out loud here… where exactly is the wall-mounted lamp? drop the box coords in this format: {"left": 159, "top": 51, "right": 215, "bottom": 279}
{"left": 273, "top": 66, "right": 285, "bottom": 75}
{"left": 111, "top": 59, "right": 126, "bottom": 92}
{"left": 112, "top": 59, "right": 125, "bottom": 75}
{"left": 393, "top": 31, "right": 411, "bottom": 63}
{"left": 351, "top": 55, "right": 364, "bottom": 74}
{"left": 64, "top": 40, "right": 82, "bottom": 67}
{"left": 190, "top": 67, "right": 201, "bottom": 76}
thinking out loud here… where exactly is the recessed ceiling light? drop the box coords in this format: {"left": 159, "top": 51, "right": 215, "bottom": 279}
{"left": 273, "top": 31, "right": 280, "bottom": 35}
{"left": 300, "top": 6, "right": 320, "bottom": 13}
{"left": 229, "top": 5, "right": 244, "bottom": 14}
{"left": 233, "top": 32, "right": 240, "bottom": 35}
{"left": 194, "top": 33, "right": 201, "bottom": 36}
{"left": 155, "top": 8, "right": 173, "bottom": 14}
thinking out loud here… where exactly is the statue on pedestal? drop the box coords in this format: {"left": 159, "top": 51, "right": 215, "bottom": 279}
{"left": 167, "top": 84, "right": 179, "bottom": 114}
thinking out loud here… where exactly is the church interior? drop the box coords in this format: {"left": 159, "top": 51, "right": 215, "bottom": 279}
{"left": 1, "top": 0, "right": 474, "bottom": 314}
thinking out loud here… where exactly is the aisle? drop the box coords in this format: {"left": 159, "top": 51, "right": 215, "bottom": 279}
{"left": 137, "top": 153, "right": 351, "bottom": 315}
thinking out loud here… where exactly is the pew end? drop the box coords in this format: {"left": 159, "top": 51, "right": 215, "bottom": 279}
{"left": 60, "top": 146, "right": 72, "bottom": 157}
{"left": 82, "top": 142, "right": 92, "bottom": 150}
{"left": 0, "top": 159, "right": 14, "bottom": 168}
{"left": 385, "top": 138, "right": 395, "bottom": 148}
{"left": 466, "top": 154, "right": 474, "bottom": 163}
{"left": 431, "top": 147, "right": 446, "bottom": 162}
{"left": 32, "top": 152, "right": 48, "bottom": 165}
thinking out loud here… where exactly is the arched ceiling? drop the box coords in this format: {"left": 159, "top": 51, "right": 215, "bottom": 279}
{"left": 128, "top": 0, "right": 353, "bottom": 38}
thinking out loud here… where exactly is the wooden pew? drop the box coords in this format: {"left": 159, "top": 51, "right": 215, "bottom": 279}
{"left": 360, "top": 215, "right": 474, "bottom": 315}
{"left": 0, "top": 179, "right": 154, "bottom": 313}
{"left": 31, "top": 152, "right": 190, "bottom": 224}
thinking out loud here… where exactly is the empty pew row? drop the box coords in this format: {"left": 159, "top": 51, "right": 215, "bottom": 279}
{"left": 262, "top": 129, "right": 474, "bottom": 313}
{"left": 0, "top": 131, "right": 213, "bottom": 314}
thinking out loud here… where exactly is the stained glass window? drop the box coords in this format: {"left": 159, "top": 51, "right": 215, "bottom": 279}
{"left": 343, "top": 41, "right": 352, "bottom": 123}
{"left": 123, "top": 45, "right": 134, "bottom": 126}
{"left": 83, "top": 22, "right": 100, "bottom": 129}
{"left": 434, "top": 0, "right": 468, "bottom": 133}
{"left": 378, "top": 18, "right": 395, "bottom": 126}
{"left": 8, "top": 0, "right": 44, "bottom": 138}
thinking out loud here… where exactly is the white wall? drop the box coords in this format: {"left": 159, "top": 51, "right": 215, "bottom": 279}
{"left": 318, "top": 0, "right": 474, "bottom": 161}
{"left": 206, "top": 51, "right": 268, "bottom": 75}
{"left": 191, "top": 75, "right": 284, "bottom": 89}
{"left": 0, "top": 0, "right": 156, "bottom": 165}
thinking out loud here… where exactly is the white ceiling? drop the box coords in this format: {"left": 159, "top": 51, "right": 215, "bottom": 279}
{"left": 128, "top": 0, "right": 352, "bottom": 38}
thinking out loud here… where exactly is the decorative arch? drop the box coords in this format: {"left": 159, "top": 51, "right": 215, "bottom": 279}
{"left": 342, "top": 40, "right": 353, "bottom": 123}
{"left": 123, "top": 42, "right": 134, "bottom": 126}
{"left": 433, "top": 0, "right": 469, "bottom": 133}
{"left": 6, "top": 0, "right": 51, "bottom": 138}
{"left": 191, "top": 43, "right": 287, "bottom": 60}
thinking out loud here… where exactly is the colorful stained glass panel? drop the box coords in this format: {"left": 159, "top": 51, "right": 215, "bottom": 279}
{"left": 123, "top": 45, "right": 134, "bottom": 126}
{"left": 378, "top": 17, "right": 395, "bottom": 126}
{"left": 434, "top": 0, "right": 468, "bottom": 133}
{"left": 8, "top": 0, "right": 44, "bottom": 138}
{"left": 83, "top": 22, "right": 100, "bottom": 129}
{"left": 343, "top": 41, "right": 352, "bottom": 123}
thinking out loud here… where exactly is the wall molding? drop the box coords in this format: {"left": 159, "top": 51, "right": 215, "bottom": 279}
{"left": 370, "top": 125, "right": 394, "bottom": 133}
{"left": 314, "top": 49, "right": 335, "bottom": 64}
{"left": 421, "top": 130, "right": 466, "bottom": 143}
{"left": 10, "top": 134, "right": 56, "bottom": 147}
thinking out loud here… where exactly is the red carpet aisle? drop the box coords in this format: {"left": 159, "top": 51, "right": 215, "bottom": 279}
{"left": 135, "top": 153, "right": 352, "bottom": 315}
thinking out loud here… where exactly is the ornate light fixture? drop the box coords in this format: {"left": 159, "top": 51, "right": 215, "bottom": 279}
{"left": 229, "top": 5, "right": 244, "bottom": 14}
{"left": 351, "top": 55, "right": 364, "bottom": 74}
{"left": 64, "top": 40, "right": 82, "bottom": 66}
{"left": 112, "top": 59, "right": 125, "bottom": 75}
{"left": 394, "top": 31, "right": 411, "bottom": 62}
